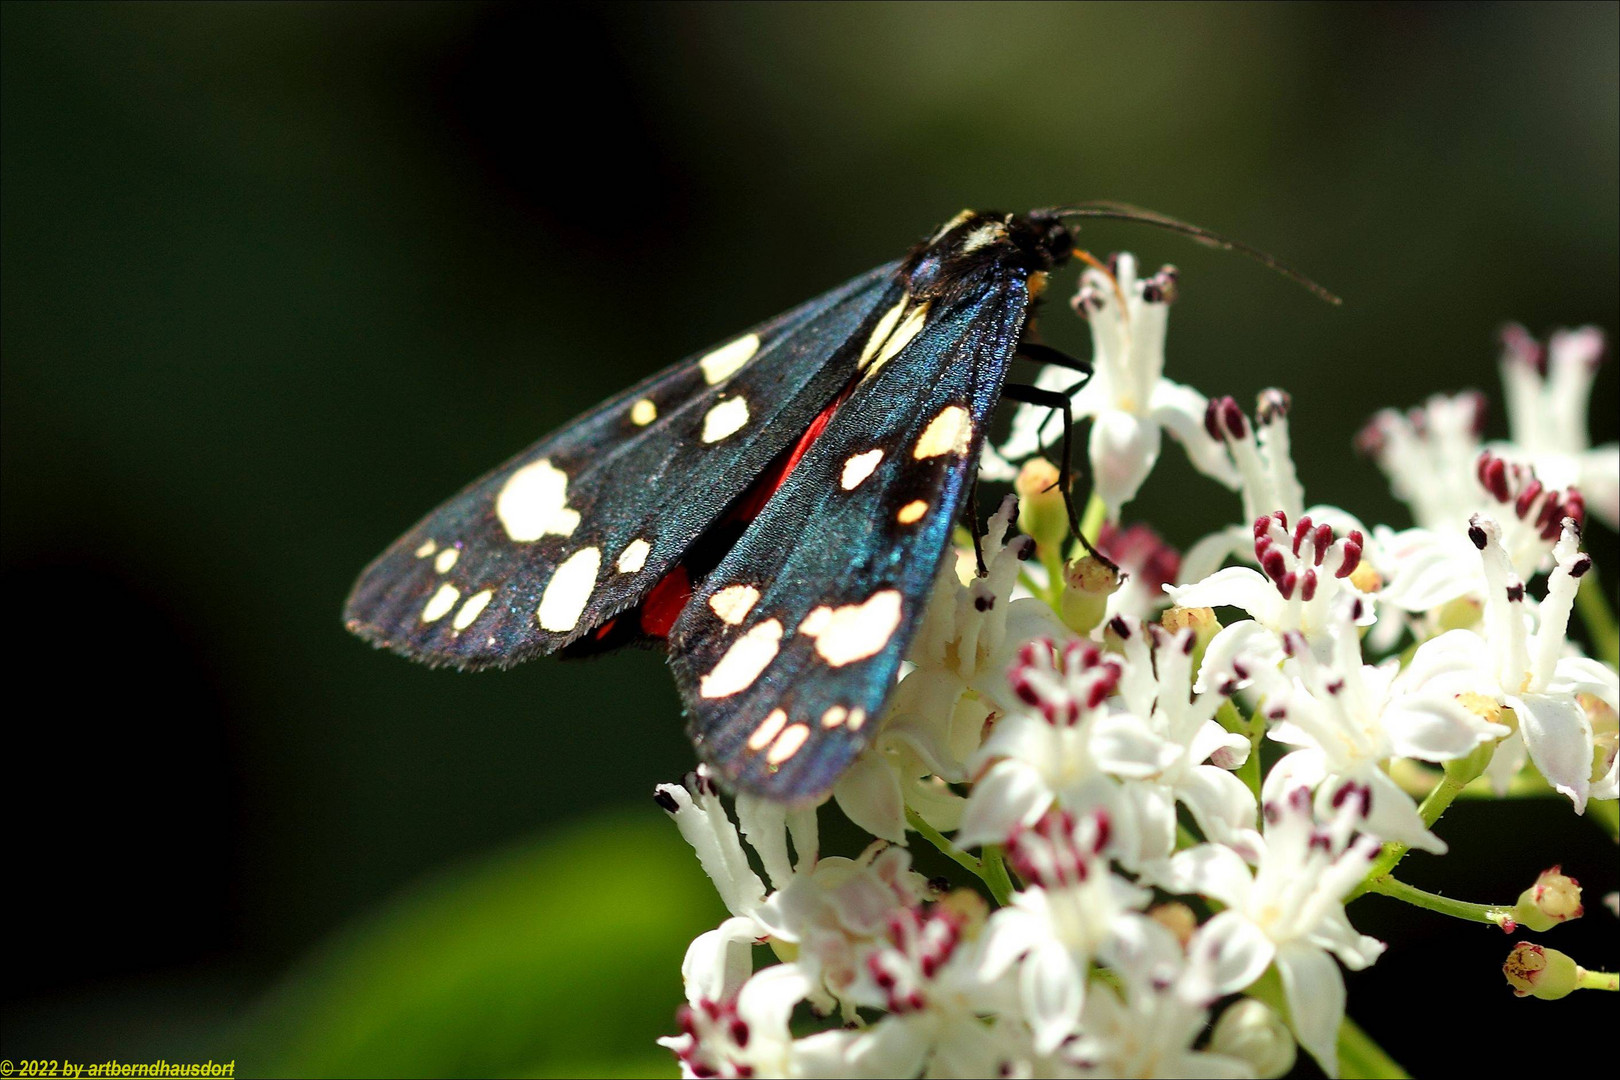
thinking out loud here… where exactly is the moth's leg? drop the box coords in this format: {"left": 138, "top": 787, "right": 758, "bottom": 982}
{"left": 1017, "top": 342, "right": 1093, "bottom": 380}
{"left": 1000, "top": 381, "right": 1110, "bottom": 565}
{"left": 964, "top": 475, "right": 988, "bottom": 577}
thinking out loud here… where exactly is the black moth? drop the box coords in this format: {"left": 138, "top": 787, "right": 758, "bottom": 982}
{"left": 345, "top": 206, "right": 1326, "bottom": 802}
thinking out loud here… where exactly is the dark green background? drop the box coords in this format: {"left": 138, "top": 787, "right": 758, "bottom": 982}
{"left": 4, "top": 3, "right": 1616, "bottom": 1076}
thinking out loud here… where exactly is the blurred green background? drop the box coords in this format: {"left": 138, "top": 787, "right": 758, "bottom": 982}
{"left": 3, "top": 3, "right": 1616, "bottom": 1077}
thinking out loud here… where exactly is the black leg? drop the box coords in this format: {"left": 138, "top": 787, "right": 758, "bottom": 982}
{"left": 964, "top": 476, "right": 987, "bottom": 577}
{"left": 1000, "top": 382, "right": 1111, "bottom": 565}
{"left": 1016, "top": 342, "right": 1094, "bottom": 378}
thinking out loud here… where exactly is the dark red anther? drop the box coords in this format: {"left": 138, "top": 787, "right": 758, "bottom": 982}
{"left": 1204, "top": 398, "right": 1225, "bottom": 442}
{"left": 1254, "top": 516, "right": 1273, "bottom": 539}
{"left": 730, "top": 1018, "right": 750, "bottom": 1048}
{"left": 1336, "top": 539, "right": 1363, "bottom": 578}
{"left": 1260, "top": 545, "right": 1287, "bottom": 584}
{"left": 1515, "top": 479, "right": 1544, "bottom": 520}
{"left": 1221, "top": 397, "right": 1249, "bottom": 440}
{"left": 1301, "top": 569, "right": 1318, "bottom": 602}
{"left": 1313, "top": 524, "right": 1333, "bottom": 564}
{"left": 1291, "top": 515, "right": 1313, "bottom": 555}
{"left": 1478, "top": 453, "right": 1511, "bottom": 503}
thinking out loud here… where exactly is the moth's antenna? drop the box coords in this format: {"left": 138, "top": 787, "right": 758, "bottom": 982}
{"left": 1046, "top": 200, "right": 1342, "bottom": 306}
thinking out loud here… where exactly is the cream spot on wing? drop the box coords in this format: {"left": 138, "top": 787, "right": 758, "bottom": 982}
{"left": 859, "top": 296, "right": 908, "bottom": 369}
{"left": 797, "top": 588, "right": 903, "bottom": 667}
{"left": 434, "top": 547, "right": 460, "bottom": 573}
{"left": 897, "top": 499, "right": 928, "bottom": 524}
{"left": 821, "top": 705, "right": 848, "bottom": 729}
{"left": 497, "top": 458, "right": 579, "bottom": 541}
{"left": 840, "top": 449, "right": 884, "bottom": 491}
{"left": 701, "top": 396, "right": 750, "bottom": 443}
{"left": 452, "top": 588, "right": 494, "bottom": 631}
{"left": 861, "top": 303, "right": 930, "bottom": 381}
{"left": 767, "top": 723, "right": 811, "bottom": 765}
{"left": 913, "top": 404, "right": 972, "bottom": 459}
{"left": 959, "top": 221, "right": 1008, "bottom": 253}
{"left": 616, "top": 538, "right": 651, "bottom": 574}
{"left": 537, "top": 546, "right": 601, "bottom": 632}
{"left": 699, "top": 334, "right": 761, "bottom": 385}
{"left": 630, "top": 398, "right": 658, "bottom": 426}
{"left": 415, "top": 539, "right": 438, "bottom": 558}
{"left": 747, "top": 709, "right": 789, "bottom": 751}
{"left": 709, "top": 584, "right": 761, "bottom": 626}
{"left": 847, "top": 708, "right": 867, "bottom": 732}
{"left": 699, "top": 618, "right": 783, "bottom": 699}
{"left": 421, "top": 582, "right": 460, "bottom": 623}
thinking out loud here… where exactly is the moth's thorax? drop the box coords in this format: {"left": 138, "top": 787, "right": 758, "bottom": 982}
{"left": 901, "top": 210, "right": 1074, "bottom": 303}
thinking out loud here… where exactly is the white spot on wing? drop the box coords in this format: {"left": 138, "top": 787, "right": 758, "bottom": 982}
{"left": 496, "top": 458, "right": 579, "bottom": 542}
{"left": 821, "top": 705, "right": 847, "bottom": 728}
{"left": 747, "top": 709, "right": 789, "bottom": 751}
{"left": 699, "top": 618, "right": 783, "bottom": 699}
{"left": 415, "top": 539, "right": 438, "bottom": 558}
{"left": 630, "top": 398, "right": 657, "bottom": 426}
{"left": 960, "top": 221, "right": 1007, "bottom": 252}
{"left": 929, "top": 209, "right": 975, "bottom": 243}
{"left": 434, "top": 547, "right": 460, "bottom": 573}
{"left": 701, "top": 396, "right": 750, "bottom": 443}
{"left": 913, "top": 405, "right": 972, "bottom": 459}
{"left": 847, "top": 708, "right": 867, "bottom": 731}
{"left": 897, "top": 499, "right": 928, "bottom": 524}
{"left": 537, "top": 546, "right": 601, "bottom": 632}
{"left": 798, "top": 589, "right": 903, "bottom": 667}
{"left": 840, "top": 449, "right": 884, "bottom": 491}
{"left": 859, "top": 296, "right": 908, "bottom": 368}
{"left": 422, "top": 582, "right": 460, "bottom": 623}
{"left": 767, "top": 723, "right": 811, "bottom": 765}
{"left": 617, "top": 538, "right": 651, "bottom": 573}
{"left": 860, "top": 300, "right": 931, "bottom": 380}
{"left": 709, "top": 584, "right": 761, "bottom": 625}
{"left": 699, "top": 334, "right": 761, "bottom": 385}
{"left": 452, "top": 589, "right": 494, "bottom": 631}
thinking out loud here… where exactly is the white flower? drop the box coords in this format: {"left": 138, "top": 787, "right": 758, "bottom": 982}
{"left": 1403, "top": 516, "right": 1618, "bottom": 811}
{"left": 1055, "top": 918, "right": 1260, "bottom": 1079}
{"left": 656, "top": 770, "right": 925, "bottom": 1019}
{"left": 979, "top": 810, "right": 1152, "bottom": 1054}
{"left": 1258, "top": 612, "right": 1508, "bottom": 853}
{"left": 1496, "top": 324, "right": 1619, "bottom": 530}
{"left": 992, "top": 254, "right": 1236, "bottom": 519}
{"left": 1181, "top": 392, "right": 1370, "bottom": 586}
{"left": 659, "top": 962, "right": 833, "bottom": 1079}
{"left": 832, "top": 903, "right": 1024, "bottom": 1078}
{"left": 835, "top": 496, "right": 1066, "bottom": 842}
{"left": 1170, "top": 785, "right": 1387, "bottom": 1078}
{"left": 1170, "top": 510, "right": 1369, "bottom": 650}
{"left": 1357, "top": 390, "right": 1489, "bottom": 534}
{"left": 1109, "top": 616, "right": 1260, "bottom": 865}
{"left": 955, "top": 638, "right": 1173, "bottom": 854}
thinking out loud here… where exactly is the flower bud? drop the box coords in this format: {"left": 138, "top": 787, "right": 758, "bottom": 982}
{"left": 1148, "top": 901, "right": 1198, "bottom": 946}
{"left": 1159, "top": 605, "right": 1220, "bottom": 673}
{"left": 1015, "top": 457, "right": 1068, "bottom": 565}
{"left": 1503, "top": 942, "right": 1580, "bottom": 999}
{"left": 1511, "top": 866, "right": 1584, "bottom": 932}
{"left": 1442, "top": 731, "right": 1499, "bottom": 787}
{"left": 1060, "top": 556, "right": 1120, "bottom": 635}
{"left": 1209, "top": 999, "right": 1297, "bottom": 1078}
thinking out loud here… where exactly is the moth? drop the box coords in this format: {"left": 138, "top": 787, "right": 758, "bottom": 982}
{"left": 344, "top": 205, "right": 1329, "bottom": 802}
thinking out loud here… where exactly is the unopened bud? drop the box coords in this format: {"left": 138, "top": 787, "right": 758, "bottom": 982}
{"left": 1209, "top": 999, "right": 1296, "bottom": 1078}
{"left": 938, "top": 887, "right": 990, "bottom": 938}
{"left": 1159, "top": 606, "right": 1221, "bottom": 673}
{"left": 1504, "top": 942, "right": 1579, "bottom": 999}
{"left": 1442, "top": 733, "right": 1500, "bottom": 787}
{"left": 1148, "top": 901, "right": 1198, "bottom": 946}
{"left": 1511, "top": 866, "right": 1584, "bottom": 933}
{"left": 1061, "top": 556, "right": 1120, "bottom": 635}
{"left": 1015, "top": 458, "right": 1068, "bottom": 565}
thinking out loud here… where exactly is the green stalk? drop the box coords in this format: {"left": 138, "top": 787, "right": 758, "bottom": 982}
{"left": 1574, "top": 570, "right": 1619, "bottom": 667}
{"left": 905, "top": 807, "right": 1013, "bottom": 906}
{"left": 1362, "top": 875, "right": 1515, "bottom": 927}
{"left": 1348, "top": 768, "right": 1468, "bottom": 903}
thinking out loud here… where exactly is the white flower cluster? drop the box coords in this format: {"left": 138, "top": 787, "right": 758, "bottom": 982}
{"left": 657, "top": 255, "right": 1619, "bottom": 1078}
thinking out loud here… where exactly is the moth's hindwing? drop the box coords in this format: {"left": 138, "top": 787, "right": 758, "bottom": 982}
{"left": 344, "top": 263, "right": 901, "bottom": 669}
{"left": 667, "top": 268, "right": 1035, "bottom": 801}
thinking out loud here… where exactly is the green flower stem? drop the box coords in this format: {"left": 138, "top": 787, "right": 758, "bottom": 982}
{"left": 905, "top": 807, "right": 1013, "bottom": 907}
{"left": 1348, "top": 769, "right": 1468, "bottom": 903}
{"left": 1574, "top": 570, "right": 1619, "bottom": 667}
{"left": 1218, "top": 699, "right": 1263, "bottom": 802}
{"left": 980, "top": 844, "right": 1018, "bottom": 905}
{"left": 1338, "top": 1015, "right": 1410, "bottom": 1080}
{"left": 1363, "top": 875, "right": 1515, "bottom": 927}
{"left": 1387, "top": 758, "right": 1556, "bottom": 800}
{"left": 1578, "top": 967, "right": 1619, "bottom": 992}
{"left": 1078, "top": 490, "right": 1108, "bottom": 549}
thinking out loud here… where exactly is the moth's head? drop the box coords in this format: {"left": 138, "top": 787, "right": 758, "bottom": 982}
{"left": 906, "top": 210, "right": 1074, "bottom": 298}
